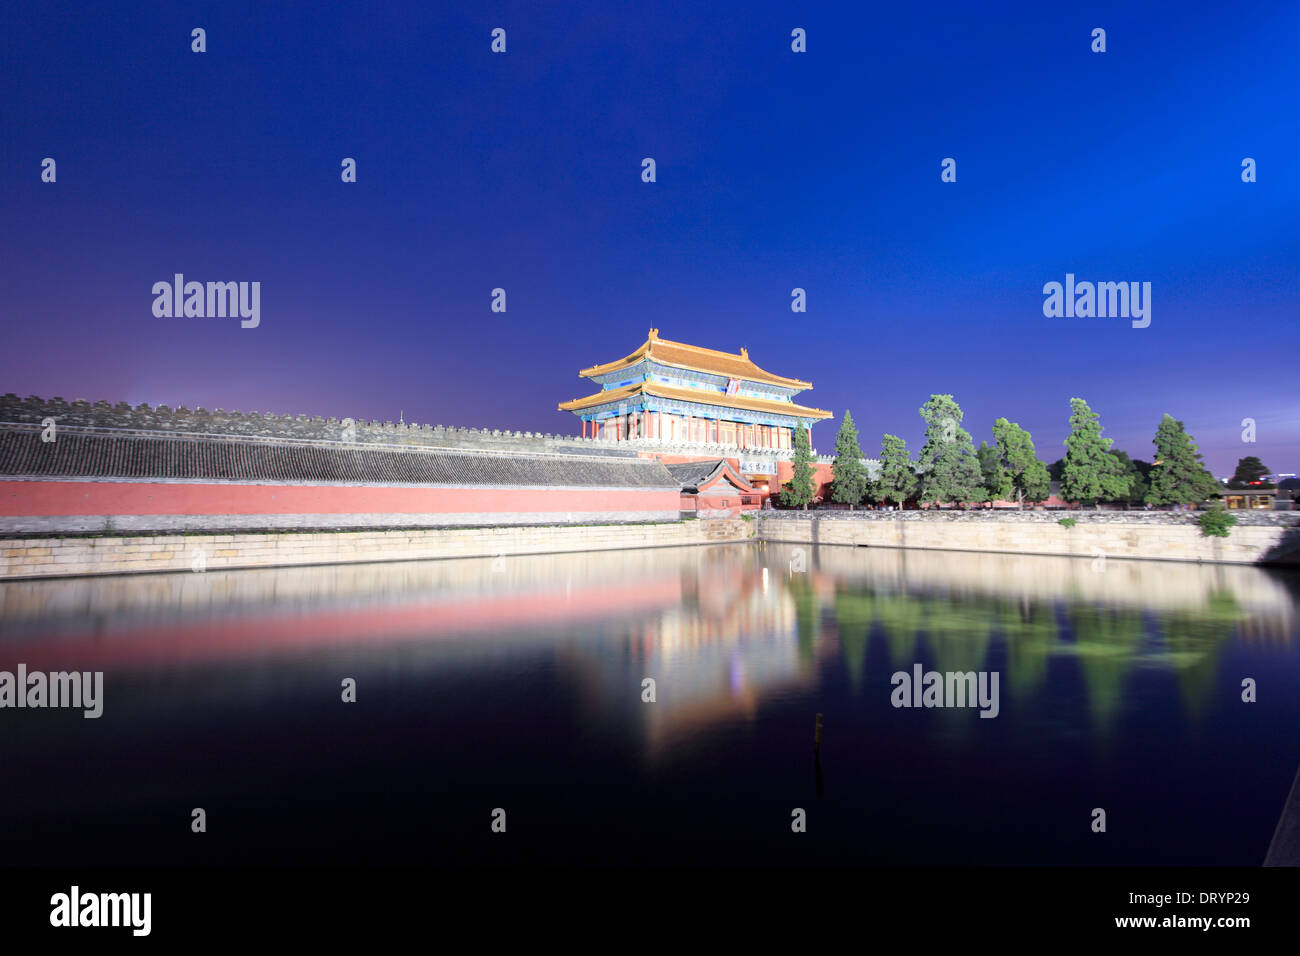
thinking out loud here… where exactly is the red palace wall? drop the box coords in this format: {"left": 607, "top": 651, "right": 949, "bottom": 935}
{"left": 774, "top": 461, "right": 835, "bottom": 499}
{"left": 0, "top": 480, "right": 681, "bottom": 532}
{"left": 0, "top": 481, "right": 675, "bottom": 516}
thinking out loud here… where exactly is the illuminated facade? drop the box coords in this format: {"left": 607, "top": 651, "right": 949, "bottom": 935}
{"left": 557, "top": 329, "right": 832, "bottom": 449}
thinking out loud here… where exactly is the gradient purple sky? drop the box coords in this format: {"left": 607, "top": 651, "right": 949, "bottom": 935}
{"left": 3, "top": 1, "right": 1298, "bottom": 475}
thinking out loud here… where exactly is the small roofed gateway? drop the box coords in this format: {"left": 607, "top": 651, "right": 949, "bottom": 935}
{"left": 666, "top": 459, "right": 761, "bottom": 516}
{"left": 558, "top": 329, "right": 832, "bottom": 450}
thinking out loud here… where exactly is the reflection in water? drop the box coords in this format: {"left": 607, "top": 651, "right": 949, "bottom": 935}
{"left": 1068, "top": 604, "right": 1144, "bottom": 731}
{"left": 1163, "top": 590, "right": 1246, "bottom": 722}
{"left": 1, "top": 543, "right": 1297, "bottom": 865}
{"left": 794, "top": 546, "right": 1292, "bottom": 732}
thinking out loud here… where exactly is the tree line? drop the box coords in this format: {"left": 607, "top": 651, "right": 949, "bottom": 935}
{"left": 776, "top": 395, "right": 1255, "bottom": 511}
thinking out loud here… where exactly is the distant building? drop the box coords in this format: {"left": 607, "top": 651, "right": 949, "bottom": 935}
{"left": 1271, "top": 477, "right": 1298, "bottom": 511}
{"left": 1221, "top": 488, "right": 1277, "bottom": 510}
{"left": 1223, "top": 477, "right": 1286, "bottom": 511}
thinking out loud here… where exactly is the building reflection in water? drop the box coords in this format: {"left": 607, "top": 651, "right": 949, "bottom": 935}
{"left": 0, "top": 543, "right": 1295, "bottom": 752}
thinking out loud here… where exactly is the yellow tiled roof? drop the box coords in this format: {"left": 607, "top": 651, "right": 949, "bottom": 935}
{"left": 577, "top": 328, "right": 814, "bottom": 390}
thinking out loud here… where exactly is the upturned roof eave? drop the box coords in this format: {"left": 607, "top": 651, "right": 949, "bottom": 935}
{"left": 557, "top": 382, "right": 831, "bottom": 419}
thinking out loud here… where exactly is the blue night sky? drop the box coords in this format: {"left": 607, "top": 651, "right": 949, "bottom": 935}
{"left": 3, "top": 1, "right": 1298, "bottom": 474}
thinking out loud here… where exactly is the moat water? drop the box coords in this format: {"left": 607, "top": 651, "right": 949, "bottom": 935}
{"left": 1, "top": 543, "right": 1297, "bottom": 866}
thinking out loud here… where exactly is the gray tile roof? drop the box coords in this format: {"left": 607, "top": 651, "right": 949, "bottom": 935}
{"left": 664, "top": 458, "right": 757, "bottom": 493}
{"left": 0, "top": 426, "right": 678, "bottom": 489}
{"left": 665, "top": 459, "right": 728, "bottom": 491}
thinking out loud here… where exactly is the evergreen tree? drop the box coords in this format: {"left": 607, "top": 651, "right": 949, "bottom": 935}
{"left": 829, "top": 411, "right": 868, "bottom": 509}
{"left": 1145, "top": 414, "right": 1221, "bottom": 506}
{"left": 778, "top": 420, "right": 817, "bottom": 510}
{"left": 992, "top": 418, "right": 1050, "bottom": 509}
{"left": 877, "top": 434, "right": 917, "bottom": 510}
{"left": 1106, "top": 450, "right": 1149, "bottom": 509}
{"left": 977, "top": 441, "right": 1013, "bottom": 506}
{"left": 917, "top": 394, "right": 983, "bottom": 507}
{"left": 1023, "top": 459, "right": 1052, "bottom": 505}
{"left": 863, "top": 459, "right": 883, "bottom": 504}
{"left": 1228, "top": 456, "right": 1273, "bottom": 489}
{"left": 1061, "top": 398, "right": 1129, "bottom": 506}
